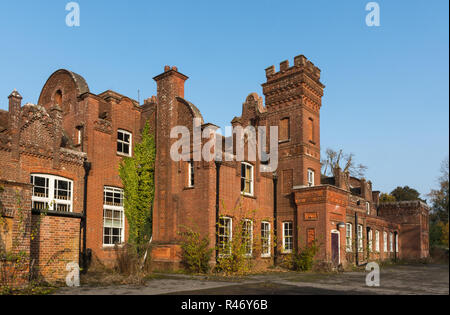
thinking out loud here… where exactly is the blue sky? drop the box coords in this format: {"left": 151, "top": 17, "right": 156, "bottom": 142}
{"left": 0, "top": 0, "right": 448, "bottom": 199}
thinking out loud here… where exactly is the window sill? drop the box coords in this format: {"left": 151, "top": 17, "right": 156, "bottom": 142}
{"left": 102, "top": 244, "right": 124, "bottom": 251}
{"left": 184, "top": 186, "right": 195, "bottom": 191}
{"left": 32, "top": 209, "right": 82, "bottom": 219}
{"left": 279, "top": 139, "right": 290, "bottom": 144}
{"left": 241, "top": 193, "right": 256, "bottom": 199}
{"left": 117, "top": 152, "right": 132, "bottom": 158}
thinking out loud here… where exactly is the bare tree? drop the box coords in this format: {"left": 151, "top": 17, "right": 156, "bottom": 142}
{"left": 321, "top": 148, "right": 368, "bottom": 178}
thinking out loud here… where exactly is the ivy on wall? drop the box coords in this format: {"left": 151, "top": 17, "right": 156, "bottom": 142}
{"left": 119, "top": 122, "right": 156, "bottom": 253}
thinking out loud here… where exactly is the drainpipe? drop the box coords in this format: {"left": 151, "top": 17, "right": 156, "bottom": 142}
{"left": 273, "top": 172, "right": 278, "bottom": 265}
{"left": 81, "top": 160, "right": 92, "bottom": 272}
{"left": 355, "top": 213, "right": 359, "bottom": 266}
{"left": 215, "top": 161, "right": 221, "bottom": 262}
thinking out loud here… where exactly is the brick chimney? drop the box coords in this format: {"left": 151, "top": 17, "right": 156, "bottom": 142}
{"left": 8, "top": 89, "right": 22, "bottom": 160}
{"left": 334, "top": 167, "right": 349, "bottom": 191}
{"left": 154, "top": 66, "right": 188, "bottom": 99}
{"left": 152, "top": 66, "right": 189, "bottom": 243}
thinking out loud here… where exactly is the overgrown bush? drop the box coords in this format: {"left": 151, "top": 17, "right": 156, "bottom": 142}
{"left": 115, "top": 242, "right": 152, "bottom": 276}
{"left": 285, "top": 242, "right": 319, "bottom": 272}
{"left": 215, "top": 217, "right": 255, "bottom": 276}
{"left": 179, "top": 227, "right": 213, "bottom": 274}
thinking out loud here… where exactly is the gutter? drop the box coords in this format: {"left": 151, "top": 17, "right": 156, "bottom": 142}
{"left": 355, "top": 212, "right": 359, "bottom": 266}
{"left": 81, "top": 160, "right": 92, "bottom": 271}
{"left": 215, "top": 161, "right": 221, "bottom": 263}
{"left": 273, "top": 173, "right": 278, "bottom": 265}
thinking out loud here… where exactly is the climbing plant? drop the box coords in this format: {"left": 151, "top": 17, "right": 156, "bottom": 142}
{"left": 119, "top": 122, "right": 156, "bottom": 255}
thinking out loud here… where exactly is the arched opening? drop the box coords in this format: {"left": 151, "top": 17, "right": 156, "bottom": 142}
{"left": 54, "top": 90, "right": 63, "bottom": 106}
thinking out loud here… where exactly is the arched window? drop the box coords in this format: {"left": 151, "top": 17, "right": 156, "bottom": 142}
{"left": 54, "top": 90, "right": 63, "bottom": 106}
{"left": 30, "top": 174, "right": 73, "bottom": 212}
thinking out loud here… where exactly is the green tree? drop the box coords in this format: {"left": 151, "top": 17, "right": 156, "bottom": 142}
{"left": 428, "top": 157, "right": 449, "bottom": 247}
{"left": 390, "top": 186, "right": 423, "bottom": 202}
{"left": 428, "top": 157, "right": 449, "bottom": 223}
{"left": 379, "top": 193, "right": 396, "bottom": 203}
{"left": 119, "top": 122, "right": 156, "bottom": 254}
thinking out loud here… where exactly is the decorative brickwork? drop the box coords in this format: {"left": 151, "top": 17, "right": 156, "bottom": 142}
{"left": 0, "top": 54, "right": 430, "bottom": 282}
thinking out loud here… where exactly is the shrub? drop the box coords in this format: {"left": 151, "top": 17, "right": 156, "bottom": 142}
{"left": 286, "top": 242, "right": 319, "bottom": 272}
{"left": 115, "top": 242, "right": 153, "bottom": 276}
{"left": 215, "top": 218, "right": 256, "bottom": 276}
{"left": 179, "top": 227, "right": 213, "bottom": 274}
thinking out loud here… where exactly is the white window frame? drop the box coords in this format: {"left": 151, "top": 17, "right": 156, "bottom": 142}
{"left": 282, "top": 222, "right": 293, "bottom": 254}
{"left": 218, "top": 217, "right": 232, "bottom": 257}
{"left": 103, "top": 186, "right": 125, "bottom": 246}
{"left": 357, "top": 224, "right": 363, "bottom": 252}
{"left": 261, "top": 221, "right": 271, "bottom": 258}
{"left": 307, "top": 169, "right": 315, "bottom": 187}
{"left": 346, "top": 223, "right": 353, "bottom": 252}
{"left": 395, "top": 233, "right": 399, "bottom": 253}
{"left": 188, "top": 161, "right": 195, "bottom": 188}
{"left": 242, "top": 219, "right": 253, "bottom": 257}
{"left": 76, "top": 128, "right": 82, "bottom": 145}
{"left": 375, "top": 230, "right": 380, "bottom": 252}
{"left": 241, "top": 162, "right": 254, "bottom": 196}
{"left": 368, "top": 229, "right": 373, "bottom": 252}
{"left": 390, "top": 232, "right": 394, "bottom": 253}
{"left": 31, "top": 174, "right": 73, "bottom": 212}
{"left": 383, "top": 231, "right": 388, "bottom": 252}
{"left": 117, "top": 129, "right": 132, "bottom": 156}
{"left": 366, "top": 202, "right": 371, "bottom": 215}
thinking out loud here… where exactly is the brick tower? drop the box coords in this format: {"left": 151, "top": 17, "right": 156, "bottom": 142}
{"left": 262, "top": 55, "right": 325, "bottom": 253}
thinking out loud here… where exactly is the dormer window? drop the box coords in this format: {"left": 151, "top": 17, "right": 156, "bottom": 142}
{"left": 117, "top": 130, "right": 132, "bottom": 156}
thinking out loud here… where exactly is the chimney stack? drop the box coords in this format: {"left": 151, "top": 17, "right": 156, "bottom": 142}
{"left": 8, "top": 89, "right": 22, "bottom": 160}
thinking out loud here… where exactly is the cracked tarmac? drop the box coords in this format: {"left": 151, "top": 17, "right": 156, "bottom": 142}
{"left": 55, "top": 264, "right": 449, "bottom": 295}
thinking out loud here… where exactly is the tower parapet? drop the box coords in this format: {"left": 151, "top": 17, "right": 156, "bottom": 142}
{"left": 262, "top": 54, "right": 324, "bottom": 112}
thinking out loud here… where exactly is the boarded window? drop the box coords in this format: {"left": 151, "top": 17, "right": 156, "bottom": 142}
{"left": 308, "top": 118, "right": 314, "bottom": 143}
{"left": 307, "top": 228, "right": 316, "bottom": 247}
{"left": 279, "top": 118, "right": 290, "bottom": 141}
{"left": 0, "top": 217, "right": 13, "bottom": 252}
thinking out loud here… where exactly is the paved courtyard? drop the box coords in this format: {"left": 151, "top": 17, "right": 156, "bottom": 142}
{"left": 56, "top": 264, "right": 449, "bottom": 295}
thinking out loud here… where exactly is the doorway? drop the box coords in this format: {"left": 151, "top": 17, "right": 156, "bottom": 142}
{"left": 331, "top": 230, "right": 340, "bottom": 265}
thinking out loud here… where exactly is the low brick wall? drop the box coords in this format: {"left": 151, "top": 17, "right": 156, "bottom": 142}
{"left": 31, "top": 211, "right": 82, "bottom": 283}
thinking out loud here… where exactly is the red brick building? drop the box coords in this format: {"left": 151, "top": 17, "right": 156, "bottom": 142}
{"left": 0, "top": 55, "right": 429, "bottom": 283}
